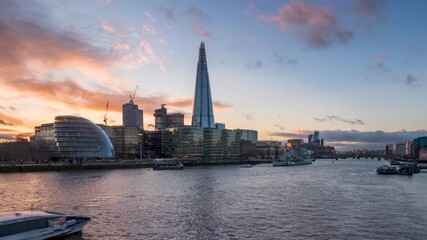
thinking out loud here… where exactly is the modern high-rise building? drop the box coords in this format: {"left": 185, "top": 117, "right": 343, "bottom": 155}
{"left": 154, "top": 104, "right": 184, "bottom": 130}
{"left": 192, "top": 42, "right": 215, "bottom": 128}
{"left": 122, "top": 103, "right": 143, "bottom": 129}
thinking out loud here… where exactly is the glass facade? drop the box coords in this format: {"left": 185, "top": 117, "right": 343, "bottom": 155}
{"left": 192, "top": 42, "right": 215, "bottom": 128}
{"left": 143, "top": 130, "right": 173, "bottom": 158}
{"left": 412, "top": 136, "right": 427, "bottom": 158}
{"left": 54, "top": 116, "right": 115, "bottom": 160}
{"left": 122, "top": 103, "right": 143, "bottom": 129}
{"left": 112, "top": 126, "right": 140, "bottom": 159}
{"left": 172, "top": 126, "right": 204, "bottom": 159}
{"left": 203, "top": 129, "right": 224, "bottom": 160}
{"left": 223, "top": 130, "right": 241, "bottom": 160}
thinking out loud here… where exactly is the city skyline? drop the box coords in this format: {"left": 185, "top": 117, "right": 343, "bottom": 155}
{"left": 1, "top": 0, "right": 427, "bottom": 150}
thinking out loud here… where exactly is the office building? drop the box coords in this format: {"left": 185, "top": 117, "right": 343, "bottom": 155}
{"left": 154, "top": 104, "right": 184, "bottom": 130}
{"left": 33, "top": 116, "right": 115, "bottom": 162}
{"left": 172, "top": 126, "right": 204, "bottom": 159}
{"left": 123, "top": 103, "right": 143, "bottom": 129}
{"left": 192, "top": 42, "right": 215, "bottom": 128}
{"left": 412, "top": 136, "right": 427, "bottom": 159}
{"left": 143, "top": 130, "right": 173, "bottom": 158}
{"left": 236, "top": 129, "right": 258, "bottom": 143}
{"left": 54, "top": 116, "right": 115, "bottom": 162}
{"left": 223, "top": 130, "right": 241, "bottom": 160}
{"left": 112, "top": 126, "right": 140, "bottom": 159}
{"left": 256, "top": 141, "right": 284, "bottom": 159}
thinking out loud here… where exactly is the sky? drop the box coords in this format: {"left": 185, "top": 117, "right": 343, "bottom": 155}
{"left": 1, "top": 0, "right": 427, "bottom": 150}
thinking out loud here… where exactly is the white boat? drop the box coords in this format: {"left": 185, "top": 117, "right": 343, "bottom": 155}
{"left": 273, "top": 149, "right": 313, "bottom": 167}
{"left": 0, "top": 211, "right": 90, "bottom": 240}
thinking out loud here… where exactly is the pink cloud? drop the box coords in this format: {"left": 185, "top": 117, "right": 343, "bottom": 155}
{"left": 376, "top": 53, "right": 390, "bottom": 62}
{"left": 186, "top": 6, "right": 210, "bottom": 22}
{"left": 259, "top": 0, "right": 354, "bottom": 48}
{"left": 191, "top": 23, "right": 211, "bottom": 38}
{"left": 101, "top": 20, "right": 115, "bottom": 32}
{"left": 142, "top": 24, "right": 156, "bottom": 36}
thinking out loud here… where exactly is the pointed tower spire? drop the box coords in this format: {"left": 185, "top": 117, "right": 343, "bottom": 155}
{"left": 192, "top": 42, "right": 215, "bottom": 128}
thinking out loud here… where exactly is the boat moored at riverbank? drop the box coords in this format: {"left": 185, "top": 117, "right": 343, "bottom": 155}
{"left": 0, "top": 211, "right": 90, "bottom": 240}
{"left": 153, "top": 160, "right": 184, "bottom": 170}
{"left": 273, "top": 149, "right": 313, "bottom": 167}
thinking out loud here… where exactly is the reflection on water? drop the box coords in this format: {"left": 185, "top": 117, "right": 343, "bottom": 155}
{"left": 1, "top": 159, "right": 427, "bottom": 239}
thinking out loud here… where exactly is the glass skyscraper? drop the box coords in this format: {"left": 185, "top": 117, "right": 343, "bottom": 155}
{"left": 192, "top": 42, "right": 215, "bottom": 128}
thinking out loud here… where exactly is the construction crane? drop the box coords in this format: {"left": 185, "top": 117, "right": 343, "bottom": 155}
{"left": 103, "top": 100, "right": 109, "bottom": 125}
{"left": 129, "top": 85, "right": 139, "bottom": 104}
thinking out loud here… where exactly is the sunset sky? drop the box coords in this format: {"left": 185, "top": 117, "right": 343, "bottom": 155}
{"left": 1, "top": 0, "right": 427, "bottom": 150}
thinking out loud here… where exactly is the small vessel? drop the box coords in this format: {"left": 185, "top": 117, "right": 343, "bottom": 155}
{"left": 240, "top": 164, "right": 253, "bottom": 168}
{"left": 153, "top": 160, "right": 184, "bottom": 170}
{"left": 390, "top": 160, "right": 402, "bottom": 165}
{"left": 377, "top": 165, "right": 397, "bottom": 174}
{"left": 273, "top": 149, "right": 312, "bottom": 167}
{"left": 0, "top": 211, "right": 90, "bottom": 240}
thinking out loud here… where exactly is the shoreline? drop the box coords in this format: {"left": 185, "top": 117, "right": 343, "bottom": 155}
{"left": 0, "top": 159, "right": 272, "bottom": 173}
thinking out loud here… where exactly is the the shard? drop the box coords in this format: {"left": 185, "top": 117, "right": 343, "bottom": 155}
{"left": 192, "top": 42, "right": 215, "bottom": 128}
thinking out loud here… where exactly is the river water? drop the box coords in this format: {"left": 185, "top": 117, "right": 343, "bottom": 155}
{"left": 1, "top": 159, "right": 426, "bottom": 239}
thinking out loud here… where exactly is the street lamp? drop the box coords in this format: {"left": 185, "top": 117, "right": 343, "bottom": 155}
{"left": 138, "top": 133, "right": 143, "bottom": 160}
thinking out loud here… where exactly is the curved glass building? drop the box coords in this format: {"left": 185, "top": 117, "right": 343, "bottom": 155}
{"left": 54, "top": 116, "right": 115, "bottom": 160}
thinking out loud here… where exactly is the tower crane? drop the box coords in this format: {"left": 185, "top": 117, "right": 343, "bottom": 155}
{"left": 129, "top": 85, "right": 139, "bottom": 104}
{"left": 103, "top": 100, "right": 109, "bottom": 125}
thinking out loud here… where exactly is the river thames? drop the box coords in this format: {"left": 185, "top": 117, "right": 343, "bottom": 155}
{"left": 1, "top": 159, "right": 427, "bottom": 239}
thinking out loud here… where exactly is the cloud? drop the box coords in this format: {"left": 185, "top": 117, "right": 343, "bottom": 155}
{"left": 0, "top": 1, "right": 126, "bottom": 90}
{"left": 213, "top": 101, "right": 233, "bottom": 111}
{"left": 259, "top": 0, "right": 354, "bottom": 48}
{"left": 0, "top": 120, "right": 13, "bottom": 126}
{"left": 246, "top": 60, "right": 262, "bottom": 69}
{"left": 314, "top": 115, "right": 365, "bottom": 125}
{"left": 0, "top": 113, "right": 23, "bottom": 126}
{"left": 0, "top": 134, "right": 15, "bottom": 141}
{"left": 353, "top": 0, "right": 386, "bottom": 23}
{"left": 144, "top": 12, "right": 155, "bottom": 22}
{"left": 406, "top": 74, "right": 418, "bottom": 86}
{"left": 274, "top": 54, "right": 298, "bottom": 67}
{"left": 271, "top": 129, "right": 427, "bottom": 150}
{"left": 191, "top": 23, "right": 211, "bottom": 38}
{"left": 137, "top": 41, "right": 165, "bottom": 71}
{"left": 97, "top": 0, "right": 112, "bottom": 5}
{"left": 244, "top": 3, "right": 258, "bottom": 15}
{"left": 368, "top": 62, "right": 391, "bottom": 74}
{"left": 101, "top": 20, "right": 115, "bottom": 32}
{"left": 186, "top": 6, "right": 210, "bottom": 22}
{"left": 142, "top": 24, "right": 156, "bottom": 36}
{"left": 376, "top": 53, "right": 390, "bottom": 62}
{"left": 163, "top": 6, "right": 176, "bottom": 21}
